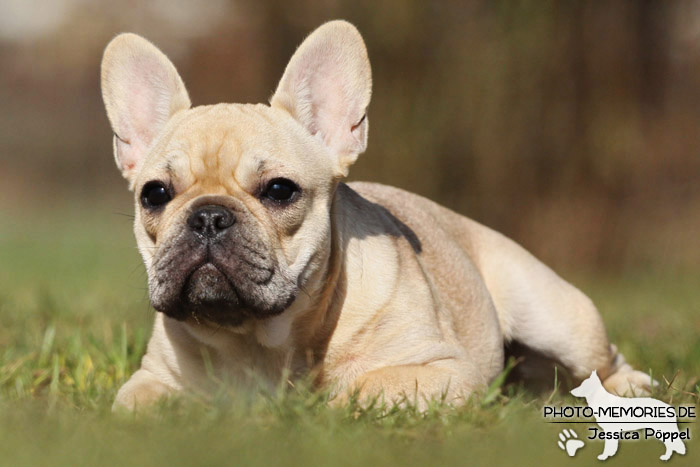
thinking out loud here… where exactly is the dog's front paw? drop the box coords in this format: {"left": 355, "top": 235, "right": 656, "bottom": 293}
{"left": 113, "top": 369, "right": 173, "bottom": 411}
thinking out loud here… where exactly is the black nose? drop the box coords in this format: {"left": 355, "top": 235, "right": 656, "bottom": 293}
{"left": 187, "top": 205, "right": 235, "bottom": 240}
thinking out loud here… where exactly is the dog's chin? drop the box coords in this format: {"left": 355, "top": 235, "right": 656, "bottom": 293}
{"left": 185, "top": 263, "right": 238, "bottom": 306}
{"left": 162, "top": 263, "right": 250, "bottom": 327}
{"left": 158, "top": 262, "right": 295, "bottom": 328}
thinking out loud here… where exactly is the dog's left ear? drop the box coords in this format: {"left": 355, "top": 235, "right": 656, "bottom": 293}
{"left": 271, "top": 20, "right": 372, "bottom": 177}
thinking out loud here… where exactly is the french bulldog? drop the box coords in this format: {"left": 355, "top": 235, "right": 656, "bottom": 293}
{"left": 101, "top": 20, "right": 652, "bottom": 410}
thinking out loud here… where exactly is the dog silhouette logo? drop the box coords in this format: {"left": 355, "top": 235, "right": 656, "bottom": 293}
{"left": 570, "top": 370, "right": 687, "bottom": 461}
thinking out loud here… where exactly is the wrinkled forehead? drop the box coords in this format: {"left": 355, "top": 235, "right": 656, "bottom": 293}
{"left": 139, "top": 103, "right": 332, "bottom": 191}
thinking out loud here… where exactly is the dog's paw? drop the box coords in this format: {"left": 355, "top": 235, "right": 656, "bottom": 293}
{"left": 603, "top": 369, "right": 656, "bottom": 396}
{"left": 112, "top": 369, "right": 173, "bottom": 412}
{"left": 557, "top": 429, "right": 584, "bottom": 457}
{"left": 603, "top": 347, "right": 657, "bottom": 396}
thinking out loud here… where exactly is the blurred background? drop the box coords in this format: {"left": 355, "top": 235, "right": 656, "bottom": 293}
{"left": 1, "top": 0, "right": 699, "bottom": 273}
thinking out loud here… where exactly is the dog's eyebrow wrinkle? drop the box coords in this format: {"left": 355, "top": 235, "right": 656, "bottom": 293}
{"left": 226, "top": 131, "right": 244, "bottom": 188}
{"left": 188, "top": 143, "right": 195, "bottom": 184}
{"left": 214, "top": 133, "right": 226, "bottom": 175}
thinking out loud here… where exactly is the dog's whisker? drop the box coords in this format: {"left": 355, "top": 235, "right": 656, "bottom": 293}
{"left": 113, "top": 211, "right": 136, "bottom": 220}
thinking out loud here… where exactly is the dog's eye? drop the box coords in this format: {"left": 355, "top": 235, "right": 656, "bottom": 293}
{"left": 262, "top": 178, "right": 300, "bottom": 203}
{"left": 140, "top": 181, "right": 172, "bottom": 209}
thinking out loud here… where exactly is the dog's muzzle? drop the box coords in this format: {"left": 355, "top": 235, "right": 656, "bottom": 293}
{"left": 149, "top": 202, "right": 297, "bottom": 326}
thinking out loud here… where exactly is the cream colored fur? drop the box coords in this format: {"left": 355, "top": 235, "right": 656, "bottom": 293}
{"left": 101, "top": 21, "right": 653, "bottom": 411}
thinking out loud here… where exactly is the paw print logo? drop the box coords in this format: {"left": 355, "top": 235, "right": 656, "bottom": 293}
{"left": 558, "top": 428, "right": 585, "bottom": 457}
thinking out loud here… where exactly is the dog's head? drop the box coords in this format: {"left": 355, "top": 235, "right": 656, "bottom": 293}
{"left": 101, "top": 21, "right": 371, "bottom": 327}
{"left": 570, "top": 370, "right": 602, "bottom": 398}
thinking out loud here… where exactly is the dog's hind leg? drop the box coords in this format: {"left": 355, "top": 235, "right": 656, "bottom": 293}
{"left": 468, "top": 222, "right": 653, "bottom": 393}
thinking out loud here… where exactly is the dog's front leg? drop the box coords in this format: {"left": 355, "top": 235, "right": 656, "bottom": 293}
{"left": 335, "top": 363, "right": 472, "bottom": 410}
{"left": 112, "top": 315, "right": 189, "bottom": 411}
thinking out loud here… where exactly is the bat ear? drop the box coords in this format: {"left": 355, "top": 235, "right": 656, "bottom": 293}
{"left": 101, "top": 33, "right": 191, "bottom": 186}
{"left": 270, "top": 20, "right": 372, "bottom": 177}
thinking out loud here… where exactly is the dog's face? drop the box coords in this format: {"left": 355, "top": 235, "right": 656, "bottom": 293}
{"left": 101, "top": 21, "right": 371, "bottom": 327}
{"left": 129, "top": 107, "right": 337, "bottom": 326}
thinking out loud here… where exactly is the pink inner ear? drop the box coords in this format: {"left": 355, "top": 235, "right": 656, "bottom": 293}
{"left": 127, "top": 84, "right": 155, "bottom": 144}
{"left": 269, "top": 22, "right": 371, "bottom": 163}
{"left": 308, "top": 65, "right": 364, "bottom": 155}
{"left": 129, "top": 57, "right": 173, "bottom": 140}
{"left": 115, "top": 136, "right": 147, "bottom": 176}
{"left": 114, "top": 57, "right": 177, "bottom": 174}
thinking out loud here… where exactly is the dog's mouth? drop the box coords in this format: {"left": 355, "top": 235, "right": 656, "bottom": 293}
{"left": 149, "top": 218, "right": 300, "bottom": 326}
{"left": 160, "top": 259, "right": 295, "bottom": 327}
{"left": 172, "top": 262, "right": 250, "bottom": 326}
{"left": 184, "top": 262, "right": 238, "bottom": 306}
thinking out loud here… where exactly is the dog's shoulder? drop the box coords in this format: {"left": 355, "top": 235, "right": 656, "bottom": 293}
{"left": 338, "top": 181, "right": 486, "bottom": 259}
{"left": 350, "top": 180, "right": 480, "bottom": 227}
{"left": 345, "top": 181, "right": 463, "bottom": 226}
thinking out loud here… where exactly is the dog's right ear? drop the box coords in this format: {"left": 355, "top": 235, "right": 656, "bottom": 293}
{"left": 101, "top": 33, "right": 191, "bottom": 187}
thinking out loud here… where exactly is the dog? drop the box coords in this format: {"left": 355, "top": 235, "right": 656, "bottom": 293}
{"left": 101, "top": 20, "right": 653, "bottom": 410}
{"left": 571, "top": 371, "right": 686, "bottom": 461}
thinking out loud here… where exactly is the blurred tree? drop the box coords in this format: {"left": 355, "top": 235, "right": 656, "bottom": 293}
{"left": 0, "top": 0, "right": 697, "bottom": 270}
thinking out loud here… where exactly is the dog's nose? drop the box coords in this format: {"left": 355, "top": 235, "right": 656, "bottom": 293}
{"left": 187, "top": 205, "right": 235, "bottom": 240}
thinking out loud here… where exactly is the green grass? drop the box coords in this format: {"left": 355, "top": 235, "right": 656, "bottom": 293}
{"left": 0, "top": 207, "right": 698, "bottom": 465}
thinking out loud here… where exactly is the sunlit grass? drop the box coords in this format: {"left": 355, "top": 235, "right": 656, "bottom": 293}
{"left": 0, "top": 209, "right": 697, "bottom": 465}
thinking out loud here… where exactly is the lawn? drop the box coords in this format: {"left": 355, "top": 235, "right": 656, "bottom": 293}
{"left": 0, "top": 205, "right": 697, "bottom": 465}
